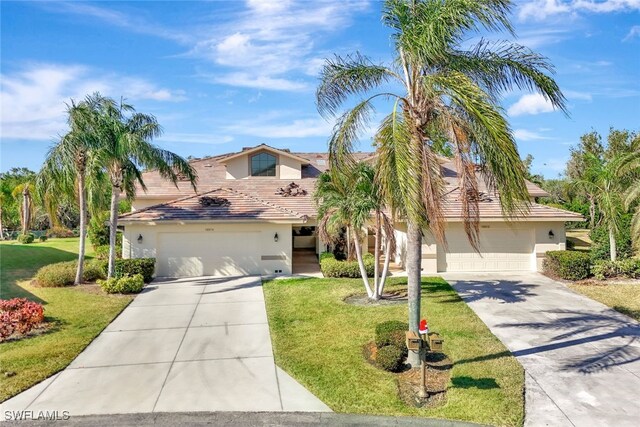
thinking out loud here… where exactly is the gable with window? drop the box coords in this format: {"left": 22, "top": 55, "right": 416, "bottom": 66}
{"left": 251, "top": 152, "right": 277, "bottom": 177}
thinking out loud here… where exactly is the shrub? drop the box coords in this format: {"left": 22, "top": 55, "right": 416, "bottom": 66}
{"left": 46, "top": 226, "right": 74, "bottom": 238}
{"left": 592, "top": 259, "right": 640, "bottom": 280}
{"left": 99, "top": 274, "right": 144, "bottom": 294}
{"left": 590, "top": 214, "right": 633, "bottom": 261}
{"left": 375, "top": 320, "right": 408, "bottom": 347}
{"left": 35, "top": 260, "right": 106, "bottom": 287}
{"left": 38, "top": 235, "right": 48, "bottom": 242}
{"left": 88, "top": 212, "right": 110, "bottom": 249}
{"left": 95, "top": 245, "right": 110, "bottom": 260}
{"left": 320, "top": 252, "right": 375, "bottom": 278}
{"left": 17, "top": 233, "right": 35, "bottom": 244}
{"left": 376, "top": 345, "right": 405, "bottom": 372}
{"left": 0, "top": 298, "right": 45, "bottom": 340}
{"left": 113, "top": 258, "right": 155, "bottom": 283}
{"left": 544, "top": 250, "right": 592, "bottom": 281}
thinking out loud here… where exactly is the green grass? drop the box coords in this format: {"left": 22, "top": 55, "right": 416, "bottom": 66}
{"left": 568, "top": 283, "right": 640, "bottom": 321}
{"left": 263, "top": 277, "right": 524, "bottom": 427}
{"left": 0, "top": 238, "right": 132, "bottom": 402}
{"left": 566, "top": 229, "right": 592, "bottom": 252}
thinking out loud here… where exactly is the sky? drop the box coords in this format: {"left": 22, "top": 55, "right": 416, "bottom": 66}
{"left": 1, "top": 0, "right": 639, "bottom": 178}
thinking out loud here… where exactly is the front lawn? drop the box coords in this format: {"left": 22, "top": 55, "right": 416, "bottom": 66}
{"left": 568, "top": 283, "right": 640, "bottom": 321}
{"left": 0, "top": 239, "right": 132, "bottom": 402}
{"left": 263, "top": 277, "right": 524, "bottom": 427}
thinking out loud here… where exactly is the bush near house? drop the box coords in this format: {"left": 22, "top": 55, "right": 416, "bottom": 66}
{"left": 34, "top": 260, "right": 106, "bottom": 287}
{"left": 590, "top": 214, "right": 634, "bottom": 261}
{"left": 544, "top": 250, "right": 592, "bottom": 280}
{"left": 98, "top": 274, "right": 144, "bottom": 294}
{"left": 113, "top": 258, "right": 155, "bottom": 283}
{"left": 591, "top": 259, "right": 640, "bottom": 280}
{"left": 0, "top": 298, "right": 45, "bottom": 340}
{"left": 320, "top": 252, "right": 375, "bottom": 278}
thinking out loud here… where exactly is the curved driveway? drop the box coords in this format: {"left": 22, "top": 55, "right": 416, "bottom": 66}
{"left": 444, "top": 273, "right": 640, "bottom": 427}
{"left": 2, "top": 276, "right": 330, "bottom": 417}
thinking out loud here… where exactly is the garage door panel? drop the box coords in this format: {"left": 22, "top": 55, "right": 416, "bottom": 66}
{"left": 157, "top": 232, "right": 261, "bottom": 277}
{"left": 438, "top": 225, "right": 533, "bottom": 272}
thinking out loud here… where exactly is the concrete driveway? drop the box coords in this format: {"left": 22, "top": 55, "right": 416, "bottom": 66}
{"left": 2, "top": 276, "right": 330, "bottom": 417}
{"left": 444, "top": 272, "right": 640, "bottom": 427}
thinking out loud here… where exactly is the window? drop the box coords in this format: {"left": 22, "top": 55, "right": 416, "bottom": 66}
{"left": 250, "top": 152, "right": 277, "bottom": 176}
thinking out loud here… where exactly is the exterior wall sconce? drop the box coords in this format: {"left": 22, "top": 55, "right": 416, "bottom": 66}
{"left": 548, "top": 230, "right": 554, "bottom": 239}
{"left": 137, "top": 234, "right": 143, "bottom": 244}
{"left": 274, "top": 232, "right": 279, "bottom": 242}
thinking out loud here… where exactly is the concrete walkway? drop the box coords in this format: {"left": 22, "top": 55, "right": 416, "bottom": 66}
{"left": 444, "top": 273, "right": 640, "bottom": 427}
{"left": 2, "top": 276, "right": 330, "bottom": 416}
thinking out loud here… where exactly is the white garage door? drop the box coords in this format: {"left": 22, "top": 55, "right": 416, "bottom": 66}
{"left": 438, "top": 225, "right": 533, "bottom": 272}
{"left": 157, "top": 232, "right": 261, "bottom": 277}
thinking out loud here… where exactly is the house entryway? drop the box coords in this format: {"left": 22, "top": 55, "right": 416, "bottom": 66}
{"left": 292, "top": 249, "right": 321, "bottom": 276}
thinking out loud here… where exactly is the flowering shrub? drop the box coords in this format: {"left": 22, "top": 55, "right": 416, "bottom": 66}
{"left": 0, "top": 298, "right": 45, "bottom": 340}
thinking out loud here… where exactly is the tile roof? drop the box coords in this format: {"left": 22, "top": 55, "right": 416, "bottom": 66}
{"left": 129, "top": 146, "right": 579, "bottom": 222}
{"left": 119, "top": 188, "right": 307, "bottom": 222}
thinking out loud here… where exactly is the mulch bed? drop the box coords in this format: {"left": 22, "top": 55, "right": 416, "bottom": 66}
{"left": 363, "top": 341, "right": 452, "bottom": 409}
{"left": 344, "top": 289, "right": 408, "bottom": 306}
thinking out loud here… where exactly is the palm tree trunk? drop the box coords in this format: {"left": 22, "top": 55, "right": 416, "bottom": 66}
{"left": 352, "top": 228, "right": 374, "bottom": 298}
{"left": 589, "top": 195, "right": 596, "bottom": 229}
{"left": 107, "top": 185, "right": 120, "bottom": 278}
{"left": 378, "top": 236, "right": 392, "bottom": 297}
{"left": 406, "top": 220, "right": 422, "bottom": 367}
{"left": 22, "top": 188, "right": 30, "bottom": 235}
{"left": 373, "top": 211, "right": 381, "bottom": 299}
{"left": 75, "top": 173, "right": 87, "bottom": 285}
{"left": 609, "top": 225, "right": 617, "bottom": 262}
{"left": 0, "top": 207, "right": 4, "bottom": 240}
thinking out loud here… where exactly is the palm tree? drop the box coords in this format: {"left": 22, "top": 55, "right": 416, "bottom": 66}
{"left": 317, "top": 0, "right": 565, "bottom": 365}
{"left": 315, "top": 162, "right": 394, "bottom": 299}
{"left": 11, "top": 182, "right": 35, "bottom": 235}
{"left": 88, "top": 95, "right": 197, "bottom": 278}
{"left": 38, "top": 97, "right": 108, "bottom": 285}
{"left": 626, "top": 183, "right": 640, "bottom": 254}
{"left": 575, "top": 149, "right": 640, "bottom": 261}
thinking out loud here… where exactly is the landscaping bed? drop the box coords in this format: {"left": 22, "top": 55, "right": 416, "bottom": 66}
{"left": 263, "top": 276, "right": 524, "bottom": 427}
{"left": 0, "top": 239, "right": 133, "bottom": 402}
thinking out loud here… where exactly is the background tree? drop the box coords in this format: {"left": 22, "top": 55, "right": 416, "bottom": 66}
{"left": 89, "top": 95, "right": 197, "bottom": 278}
{"left": 11, "top": 182, "right": 35, "bottom": 236}
{"left": 0, "top": 168, "right": 37, "bottom": 233}
{"left": 317, "top": 0, "right": 565, "bottom": 364}
{"left": 567, "top": 131, "right": 604, "bottom": 228}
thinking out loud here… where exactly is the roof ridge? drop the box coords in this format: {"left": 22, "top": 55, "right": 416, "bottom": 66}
{"left": 223, "top": 187, "right": 306, "bottom": 219}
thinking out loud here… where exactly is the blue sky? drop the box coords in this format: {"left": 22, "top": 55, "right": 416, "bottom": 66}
{"left": 1, "top": 0, "right": 639, "bottom": 177}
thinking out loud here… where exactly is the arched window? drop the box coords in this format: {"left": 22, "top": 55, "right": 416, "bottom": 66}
{"left": 250, "top": 152, "right": 277, "bottom": 176}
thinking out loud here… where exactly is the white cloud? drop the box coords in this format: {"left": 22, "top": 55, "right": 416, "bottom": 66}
{"left": 1, "top": 63, "right": 185, "bottom": 140}
{"left": 224, "top": 117, "right": 333, "bottom": 138}
{"left": 513, "top": 129, "right": 554, "bottom": 141}
{"left": 519, "top": 0, "right": 640, "bottom": 21}
{"left": 189, "top": 0, "right": 369, "bottom": 91}
{"left": 623, "top": 25, "right": 640, "bottom": 41}
{"left": 564, "top": 90, "right": 593, "bottom": 101}
{"left": 507, "top": 94, "right": 557, "bottom": 116}
{"left": 517, "top": 28, "right": 571, "bottom": 47}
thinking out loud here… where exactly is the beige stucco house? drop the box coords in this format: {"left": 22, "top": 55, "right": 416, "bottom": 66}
{"left": 119, "top": 144, "right": 583, "bottom": 277}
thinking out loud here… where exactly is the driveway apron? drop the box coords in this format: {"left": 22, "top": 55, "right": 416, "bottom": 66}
{"left": 444, "top": 272, "right": 640, "bottom": 427}
{"left": 2, "top": 276, "right": 330, "bottom": 416}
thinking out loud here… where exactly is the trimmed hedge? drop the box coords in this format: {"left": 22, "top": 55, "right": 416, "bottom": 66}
{"left": 544, "top": 250, "right": 592, "bottom": 281}
{"left": 320, "top": 252, "right": 375, "bottom": 278}
{"left": 113, "top": 258, "right": 155, "bottom": 283}
{"left": 99, "top": 274, "right": 144, "bottom": 294}
{"left": 376, "top": 345, "right": 405, "bottom": 372}
{"left": 592, "top": 259, "right": 640, "bottom": 280}
{"left": 34, "top": 260, "right": 106, "bottom": 287}
{"left": 17, "top": 233, "right": 35, "bottom": 244}
{"left": 46, "top": 227, "right": 74, "bottom": 238}
{"left": 375, "top": 320, "right": 408, "bottom": 358}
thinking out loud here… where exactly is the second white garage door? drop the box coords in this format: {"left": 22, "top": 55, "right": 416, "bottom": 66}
{"left": 156, "top": 232, "right": 261, "bottom": 277}
{"left": 437, "top": 224, "right": 534, "bottom": 272}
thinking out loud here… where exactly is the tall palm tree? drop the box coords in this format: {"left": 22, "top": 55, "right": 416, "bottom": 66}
{"left": 89, "top": 95, "right": 197, "bottom": 278}
{"left": 316, "top": 0, "right": 565, "bottom": 365}
{"left": 11, "top": 182, "right": 35, "bottom": 235}
{"left": 576, "top": 150, "right": 640, "bottom": 261}
{"left": 315, "top": 162, "right": 394, "bottom": 299}
{"left": 38, "top": 97, "right": 108, "bottom": 285}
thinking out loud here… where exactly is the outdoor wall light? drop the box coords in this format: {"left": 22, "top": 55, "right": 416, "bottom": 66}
{"left": 548, "top": 230, "right": 555, "bottom": 239}
{"left": 137, "top": 234, "right": 143, "bottom": 244}
{"left": 274, "top": 232, "right": 279, "bottom": 242}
